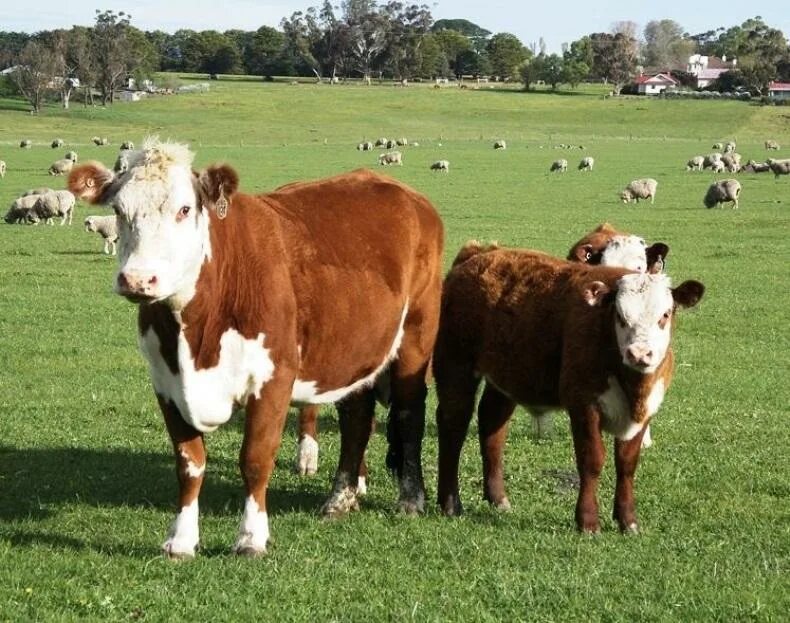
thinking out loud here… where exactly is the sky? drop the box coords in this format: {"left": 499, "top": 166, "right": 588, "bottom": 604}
{"left": 2, "top": 1, "right": 789, "bottom": 53}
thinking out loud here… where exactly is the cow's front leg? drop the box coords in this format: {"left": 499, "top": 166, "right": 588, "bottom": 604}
{"left": 568, "top": 405, "right": 606, "bottom": 534}
{"left": 613, "top": 429, "right": 645, "bottom": 534}
{"left": 234, "top": 376, "right": 293, "bottom": 557}
{"left": 158, "top": 395, "right": 206, "bottom": 559}
{"left": 321, "top": 390, "right": 375, "bottom": 518}
{"left": 296, "top": 405, "right": 319, "bottom": 476}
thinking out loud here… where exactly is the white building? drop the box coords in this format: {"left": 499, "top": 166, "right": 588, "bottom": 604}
{"left": 687, "top": 54, "right": 737, "bottom": 89}
{"left": 635, "top": 72, "right": 678, "bottom": 95}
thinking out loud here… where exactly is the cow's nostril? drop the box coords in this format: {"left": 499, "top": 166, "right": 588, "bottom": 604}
{"left": 118, "top": 273, "right": 130, "bottom": 289}
{"left": 148, "top": 275, "right": 158, "bottom": 285}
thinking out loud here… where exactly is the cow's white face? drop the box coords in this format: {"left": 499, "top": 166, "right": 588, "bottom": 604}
{"left": 601, "top": 235, "right": 647, "bottom": 273}
{"left": 112, "top": 164, "right": 209, "bottom": 306}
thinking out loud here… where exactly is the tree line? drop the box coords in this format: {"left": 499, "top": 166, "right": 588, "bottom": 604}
{"left": 1, "top": 2, "right": 788, "bottom": 112}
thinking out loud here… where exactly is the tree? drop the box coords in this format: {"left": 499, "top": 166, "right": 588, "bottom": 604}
{"left": 0, "top": 31, "right": 30, "bottom": 70}
{"left": 92, "top": 10, "right": 144, "bottom": 103}
{"left": 520, "top": 54, "right": 544, "bottom": 90}
{"left": 643, "top": 19, "right": 695, "bottom": 69}
{"left": 561, "top": 57, "right": 589, "bottom": 88}
{"left": 10, "top": 39, "right": 62, "bottom": 112}
{"left": 417, "top": 32, "right": 449, "bottom": 78}
{"left": 487, "top": 32, "right": 527, "bottom": 80}
{"left": 181, "top": 31, "right": 242, "bottom": 76}
{"left": 588, "top": 32, "right": 638, "bottom": 93}
{"left": 433, "top": 29, "right": 471, "bottom": 75}
{"left": 245, "top": 26, "right": 287, "bottom": 77}
{"left": 456, "top": 49, "right": 490, "bottom": 77}
{"left": 67, "top": 26, "right": 96, "bottom": 106}
{"left": 539, "top": 53, "right": 564, "bottom": 89}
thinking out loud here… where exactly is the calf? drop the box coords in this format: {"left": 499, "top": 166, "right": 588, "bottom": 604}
{"left": 69, "top": 138, "right": 443, "bottom": 558}
{"left": 434, "top": 246, "right": 703, "bottom": 533}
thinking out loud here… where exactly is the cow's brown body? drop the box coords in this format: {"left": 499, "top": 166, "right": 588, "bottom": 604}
{"left": 433, "top": 245, "right": 701, "bottom": 533}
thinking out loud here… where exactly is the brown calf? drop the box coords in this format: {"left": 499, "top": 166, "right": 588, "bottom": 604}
{"left": 434, "top": 245, "right": 703, "bottom": 532}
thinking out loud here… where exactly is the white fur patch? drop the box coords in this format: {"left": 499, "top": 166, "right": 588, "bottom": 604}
{"left": 357, "top": 476, "right": 367, "bottom": 496}
{"left": 291, "top": 303, "right": 408, "bottom": 404}
{"left": 139, "top": 326, "right": 275, "bottom": 433}
{"left": 598, "top": 376, "right": 644, "bottom": 441}
{"left": 234, "top": 496, "right": 269, "bottom": 554}
{"left": 179, "top": 450, "right": 205, "bottom": 478}
{"left": 641, "top": 424, "right": 653, "bottom": 449}
{"left": 296, "top": 435, "right": 319, "bottom": 475}
{"left": 601, "top": 235, "right": 647, "bottom": 273}
{"left": 645, "top": 379, "right": 666, "bottom": 417}
{"left": 162, "top": 499, "right": 199, "bottom": 557}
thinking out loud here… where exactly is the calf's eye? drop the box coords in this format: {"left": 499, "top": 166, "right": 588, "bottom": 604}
{"left": 176, "top": 205, "right": 191, "bottom": 221}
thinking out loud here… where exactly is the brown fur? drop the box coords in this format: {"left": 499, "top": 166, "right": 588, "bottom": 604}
{"left": 433, "top": 247, "right": 703, "bottom": 532}
{"left": 568, "top": 223, "right": 669, "bottom": 274}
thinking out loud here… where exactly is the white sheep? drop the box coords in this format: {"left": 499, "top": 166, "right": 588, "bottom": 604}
{"left": 550, "top": 159, "right": 567, "bottom": 172}
{"left": 20, "top": 139, "right": 31, "bottom": 148}
{"left": 114, "top": 151, "right": 131, "bottom": 174}
{"left": 32, "top": 190, "right": 76, "bottom": 225}
{"left": 742, "top": 160, "right": 771, "bottom": 173}
{"left": 92, "top": 136, "right": 109, "bottom": 146}
{"left": 723, "top": 141, "right": 736, "bottom": 154}
{"left": 4, "top": 194, "right": 41, "bottom": 224}
{"left": 120, "top": 141, "right": 134, "bottom": 151}
{"left": 396, "top": 138, "right": 408, "bottom": 146}
{"left": 686, "top": 156, "right": 704, "bottom": 171}
{"left": 22, "top": 187, "right": 54, "bottom": 197}
{"left": 703, "top": 153, "right": 722, "bottom": 169}
{"left": 375, "top": 138, "right": 388, "bottom": 147}
{"left": 493, "top": 140, "right": 507, "bottom": 150}
{"left": 84, "top": 215, "right": 119, "bottom": 255}
{"left": 710, "top": 160, "right": 725, "bottom": 173}
{"left": 768, "top": 158, "right": 790, "bottom": 178}
{"left": 621, "top": 178, "right": 658, "bottom": 204}
{"left": 49, "top": 158, "right": 75, "bottom": 176}
{"left": 578, "top": 156, "right": 594, "bottom": 171}
{"left": 357, "top": 142, "right": 374, "bottom": 151}
{"left": 378, "top": 151, "right": 402, "bottom": 166}
{"left": 386, "top": 139, "right": 397, "bottom": 149}
{"left": 64, "top": 151, "right": 78, "bottom": 163}
{"left": 51, "top": 138, "right": 64, "bottom": 149}
{"left": 704, "top": 179, "right": 741, "bottom": 209}
{"left": 721, "top": 152, "right": 742, "bottom": 172}
{"left": 712, "top": 142, "right": 723, "bottom": 150}
{"left": 0, "top": 160, "right": 5, "bottom": 178}
{"left": 430, "top": 160, "right": 450, "bottom": 173}
{"left": 764, "top": 139, "right": 780, "bottom": 150}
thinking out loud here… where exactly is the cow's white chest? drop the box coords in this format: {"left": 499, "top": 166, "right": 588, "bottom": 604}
{"left": 139, "top": 326, "right": 275, "bottom": 433}
{"left": 597, "top": 376, "right": 665, "bottom": 441}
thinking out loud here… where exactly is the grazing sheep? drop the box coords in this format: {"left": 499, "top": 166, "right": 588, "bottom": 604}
{"left": 64, "top": 151, "right": 78, "bottom": 163}
{"left": 20, "top": 139, "right": 31, "bottom": 148}
{"left": 32, "top": 190, "right": 76, "bottom": 225}
{"left": 430, "top": 160, "right": 450, "bottom": 173}
{"left": 51, "top": 138, "right": 64, "bottom": 149}
{"left": 396, "top": 138, "right": 408, "bottom": 146}
{"left": 723, "top": 141, "right": 736, "bottom": 154}
{"left": 550, "top": 159, "right": 568, "bottom": 172}
{"left": 764, "top": 139, "right": 780, "bottom": 150}
{"left": 49, "top": 158, "right": 75, "bottom": 176}
{"left": 114, "top": 151, "right": 130, "bottom": 174}
{"left": 22, "top": 187, "right": 54, "bottom": 197}
{"left": 386, "top": 139, "right": 396, "bottom": 149}
{"left": 712, "top": 142, "right": 723, "bottom": 150}
{"left": 378, "top": 151, "right": 402, "bottom": 166}
{"left": 374, "top": 137, "right": 388, "bottom": 147}
{"left": 721, "top": 152, "right": 742, "bottom": 172}
{"left": 686, "top": 156, "right": 704, "bottom": 171}
{"left": 357, "top": 141, "right": 374, "bottom": 151}
{"left": 84, "top": 215, "right": 119, "bottom": 255}
{"left": 0, "top": 160, "right": 5, "bottom": 178}
{"left": 4, "top": 194, "right": 41, "bottom": 224}
{"left": 621, "top": 178, "right": 658, "bottom": 204}
{"left": 703, "top": 152, "right": 722, "bottom": 169}
{"left": 710, "top": 160, "right": 725, "bottom": 173}
{"left": 768, "top": 158, "right": 790, "bottom": 178}
{"left": 704, "top": 179, "right": 741, "bottom": 209}
{"left": 578, "top": 156, "right": 594, "bottom": 171}
{"left": 742, "top": 160, "right": 771, "bottom": 173}
{"left": 92, "top": 136, "right": 109, "bottom": 146}
{"left": 493, "top": 140, "right": 507, "bottom": 150}
{"left": 91, "top": 136, "right": 102, "bottom": 145}
{"left": 120, "top": 141, "right": 134, "bottom": 151}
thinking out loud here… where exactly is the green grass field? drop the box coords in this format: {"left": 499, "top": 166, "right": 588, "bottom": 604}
{"left": 1, "top": 79, "right": 788, "bottom": 622}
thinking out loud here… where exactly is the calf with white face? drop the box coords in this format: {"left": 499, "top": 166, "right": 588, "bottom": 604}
{"left": 434, "top": 246, "right": 704, "bottom": 533}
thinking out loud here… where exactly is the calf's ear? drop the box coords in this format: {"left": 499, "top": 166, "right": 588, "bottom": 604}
{"left": 572, "top": 243, "right": 595, "bottom": 262}
{"left": 646, "top": 242, "right": 669, "bottom": 274}
{"left": 582, "top": 281, "right": 611, "bottom": 307}
{"left": 68, "top": 162, "right": 115, "bottom": 204}
{"left": 672, "top": 280, "right": 705, "bottom": 308}
{"left": 198, "top": 164, "right": 239, "bottom": 219}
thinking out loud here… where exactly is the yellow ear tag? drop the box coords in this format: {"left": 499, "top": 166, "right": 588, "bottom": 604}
{"left": 216, "top": 186, "right": 228, "bottom": 220}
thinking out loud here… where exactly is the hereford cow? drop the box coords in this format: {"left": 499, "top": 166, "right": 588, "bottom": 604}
{"left": 567, "top": 222, "right": 668, "bottom": 275}
{"left": 434, "top": 245, "right": 703, "bottom": 533}
{"left": 68, "top": 138, "right": 443, "bottom": 558}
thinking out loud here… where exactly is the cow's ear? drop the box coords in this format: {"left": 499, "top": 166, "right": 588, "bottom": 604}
{"left": 646, "top": 243, "right": 669, "bottom": 274}
{"left": 68, "top": 162, "right": 115, "bottom": 204}
{"left": 672, "top": 280, "right": 705, "bottom": 309}
{"left": 573, "top": 243, "right": 595, "bottom": 263}
{"left": 582, "top": 281, "right": 612, "bottom": 307}
{"left": 198, "top": 164, "right": 239, "bottom": 219}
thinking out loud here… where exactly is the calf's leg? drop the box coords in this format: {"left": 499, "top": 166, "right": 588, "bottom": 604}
{"left": 478, "top": 384, "right": 517, "bottom": 510}
{"left": 613, "top": 430, "right": 645, "bottom": 533}
{"left": 296, "top": 405, "right": 320, "bottom": 476}
{"left": 569, "top": 405, "right": 606, "bottom": 533}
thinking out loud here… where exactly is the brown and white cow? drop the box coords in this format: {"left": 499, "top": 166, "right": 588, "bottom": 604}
{"left": 68, "top": 138, "right": 443, "bottom": 557}
{"left": 434, "top": 245, "right": 703, "bottom": 533}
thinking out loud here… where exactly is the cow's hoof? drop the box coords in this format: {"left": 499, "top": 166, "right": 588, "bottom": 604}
{"left": 296, "top": 436, "right": 319, "bottom": 476}
{"left": 438, "top": 495, "right": 462, "bottom": 517}
{"left": 621, "top": 522, "right": 640, "bottom": 535}
{"left": 397, "top": 497, "right": 425, "bottom": 516}
{"left": 162, "top": 540, "right": 197, "bottom": 560}
{"left": 493, "top": 497, "right": 512, "bottom": 512}
{"left": 321, "top": 487, "right": 359, "bottom": 518}
{"left": 233, "top": 536, "right": 268, "bottom": 557}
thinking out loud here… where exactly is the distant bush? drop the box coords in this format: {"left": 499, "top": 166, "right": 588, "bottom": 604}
{"left": 661, "top": 90, "right": 751, "bottom": 102}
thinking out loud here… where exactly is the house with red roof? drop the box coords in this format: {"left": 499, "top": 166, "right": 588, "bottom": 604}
{"left": 635, "top": 72, "right": 679, "bottom": 95}
{"left": 768, "top": 81, "right": 790, "bottom": 100}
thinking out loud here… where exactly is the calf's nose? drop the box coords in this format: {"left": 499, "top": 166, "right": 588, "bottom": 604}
{"left": 626, "top": 345, "right": 653, "bottom": 367}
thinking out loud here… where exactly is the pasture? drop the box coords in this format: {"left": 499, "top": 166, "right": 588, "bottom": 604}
{"left": 1, "top": 79, "right": 788, "bottom": 621}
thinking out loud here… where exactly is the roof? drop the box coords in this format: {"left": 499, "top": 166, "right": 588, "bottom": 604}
{"left": 635, "top": 73, "right": 678, "bottom": 86}
{"left": 697, "top": 69, "right": 729, "bottom": 80}
{"left": 769, "top": 82, "right": 790, "bottom": 91}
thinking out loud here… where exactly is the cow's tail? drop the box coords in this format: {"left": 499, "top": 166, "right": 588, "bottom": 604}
{"left": 451, "top": 240, "right": 500, "bottom": 268}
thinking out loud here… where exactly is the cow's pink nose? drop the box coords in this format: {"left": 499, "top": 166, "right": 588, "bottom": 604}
{"left": 626, "top": 345, "right": 653, "bottom": 367}
{"left": 118, "top": 271, "right": 158, "bottom": 295}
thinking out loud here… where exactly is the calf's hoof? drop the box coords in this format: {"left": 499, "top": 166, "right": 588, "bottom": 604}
{"left": 233, "top": 535, "right": 268, "bottom": 557}
{"left": 492, "top": 497, "right": 512, "bottom": 512}
{"left": 620, "top": 522, "right": 640, "bottom": 535}
{"left": 321, "top": 487, "right": 360, "bottom": 519}
{"left": 296, "top": 435, "right": 319, "bottom": 476}
{"left": 438, "top": 494, "right": 463, "bottom": 517}
{"left": 162, "top": 539, "right": 197, "bottom": 560}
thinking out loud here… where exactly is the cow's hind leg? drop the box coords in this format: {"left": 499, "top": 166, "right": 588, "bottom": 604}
{"left": 478, "top": 384, "right": 517, "bottom": 510}
{"left": 321, "top": 389, "right": 375, "bottom": 518}
{"left": 158, "top": 395, "right": 206, "bottom": 559}
{"left": 296, "top": 405, "right": 320, "bottom": 476}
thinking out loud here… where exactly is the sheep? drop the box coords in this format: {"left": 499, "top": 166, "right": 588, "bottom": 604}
{"left": 493, "top": 140, "right": 507, "bottom": 150}
{"left": 0, "top": 160, "right": 5, "bottom": 178}
{"left": 120, "top": 141, "right": 134, "bottom": 151}
{"left": 357, "top": 141, "right": 374, "bottom": 151}
{"left": 386, "top": 139, "right": 397, "bottom": 149}
{"left": 374, "top": 138, "right": 388, "bottom": 147}
{"left": 704, "top": 179, "right": 741, "bottom": 209}
{"left": 4, "top": 194, "right": 41, "bottom": 224}
{"left": 764, "top": 140, "right": 780, "bottom": 150}
{"left": 396, "top": 138, "right": 408, "bottom": 146}
{"left": 22, "top": 187, "right": 54, "bottom": 197}
{"left": 620, "top": 178, "right": 658, "bottom": 204}
{"left": 430, "top": 160, "right": 450, "bottom": 173}
{"left": 64, "top": 151, "right": 78, "bottom": 163}
{"left": 91, "top": 136, "right": 102, "bottom": 145}
{"left": 550, "top": 159, "right": 567, "bottom": 173}
{"left": 686, "top": 156, "right": 704, "bottom": 171}
{"left": 114, "top": 151, "right": 130, "bottom": 174}
{"left": 742, "top": 160, "right": 771, "bottom": 173}
{"left": 378, "top": 151, "right": 402, "bottom": 166}
{"left": 578, "top": 156, "right": 594, "bottom": 171}
{"left": 31, "top": 190, "right": 76, "bottom": 225}
{"left": 723, "top": 141, "right": 736, "bottom": 154}
{"left": 51, "top": 138, "right": 64, "bottom": 149}
{"left": 768, "top": 158, "right": 790, "bottom": 178}
{"left": 710, "top": 160, "right": 725, "bottom": 173}
{"left": 721, "top": 152, "right": 742, "bottom": 172}
{"left": 712, "top": 142, "right": 723, "bottom": 150}
{"left": 20, "top": 139, "right": 31, "bottom": 148}
{"left": 49, "top": 158, "right": 75, "bottom": 176}
{"left": 84, "top": 215, "right": 119, "bottom": 255}
{"left": 703, "top": 152, "right": 722, "bottom": 169}
{"left": 92, "top": 136, "right": 109, "bottom": 146}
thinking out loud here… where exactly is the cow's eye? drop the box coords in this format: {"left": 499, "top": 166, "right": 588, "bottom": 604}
{"left": 176, "top": 205, "right": 191, "bottom": 221}
{"left": 658, "top": 310, "right": 671, "bottom": 328}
